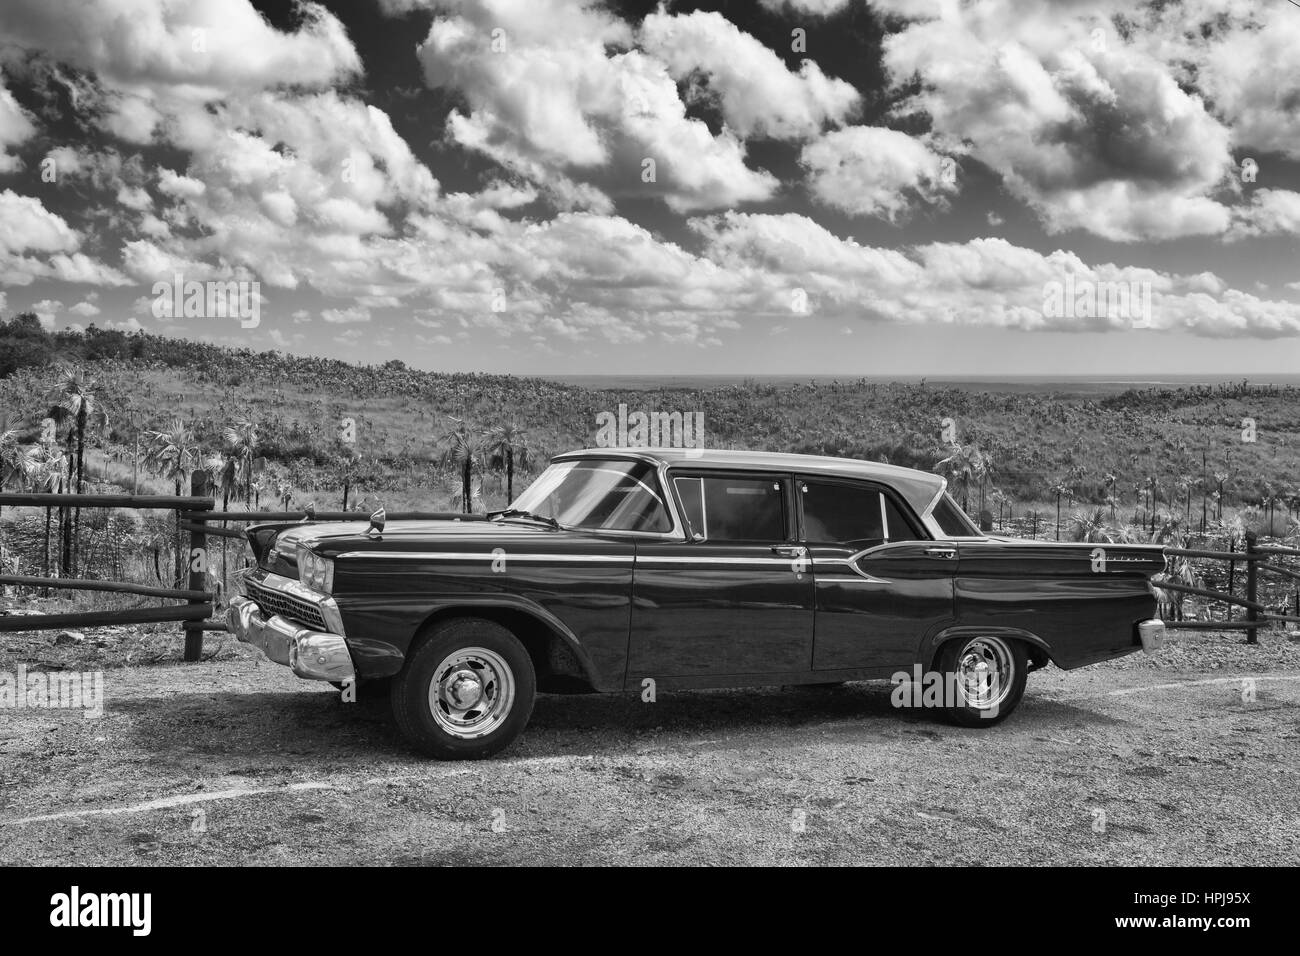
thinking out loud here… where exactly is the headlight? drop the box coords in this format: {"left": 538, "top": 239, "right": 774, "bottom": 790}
{"left": 296, "top": 546, "right": 334, "bottom": 594}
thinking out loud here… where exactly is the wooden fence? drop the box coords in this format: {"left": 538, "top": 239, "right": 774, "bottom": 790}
{"left": 1157, "top": 532, "right": 1300, "bottom": 643}
{"left": 0, "top": 470, "right": 468, "bottom": 661}
{"left": 4, "top": 478, "right": 1294, "bottom": 656}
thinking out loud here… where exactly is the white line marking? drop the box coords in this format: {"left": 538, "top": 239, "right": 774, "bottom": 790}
{"left": 1, "top": 782, "right": 335, "bottom": 826}
{"left": 5, "top": 756, "right": 603, "bottom": 826}
{"left": 1045, "top": 675, "right": 1300, "bottom": 701}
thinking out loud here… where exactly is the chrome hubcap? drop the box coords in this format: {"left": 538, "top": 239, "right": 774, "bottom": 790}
{"left": 428, "top": 647, "right": 514, "bottom": 739}
{"left": 956, "top": 636, "right": 1014, "bottom": 710}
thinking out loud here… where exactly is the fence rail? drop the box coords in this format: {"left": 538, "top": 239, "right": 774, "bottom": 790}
{"left": 1158, "top": 531, "right": 1300, "bottom": 643}
{"left": 3, "top": 484, "right": 1294, "bottom": 655}
{"left": 0, "top": 474, "right": 483, "bottom": 659}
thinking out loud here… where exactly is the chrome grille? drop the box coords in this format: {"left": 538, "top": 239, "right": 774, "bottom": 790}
{"left": 246, "top": 579, "right": 327, "bottom": 631}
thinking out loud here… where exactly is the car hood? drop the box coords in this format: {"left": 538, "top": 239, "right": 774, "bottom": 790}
{"left": 249, "top": 517, "right": 630, "bottom": 576}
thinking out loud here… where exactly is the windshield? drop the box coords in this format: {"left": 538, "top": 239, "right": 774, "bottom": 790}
{"left": 508, "top": 458, "right": 672, "bottom": 533}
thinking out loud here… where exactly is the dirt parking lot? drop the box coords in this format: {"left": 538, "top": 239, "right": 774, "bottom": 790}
{"left": 2, "top": 629, "right": 1298, "bottom": 866}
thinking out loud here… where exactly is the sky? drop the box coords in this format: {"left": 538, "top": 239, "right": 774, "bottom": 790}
{"left": 1, "top": 0, "right": 1300, "bottom": 377}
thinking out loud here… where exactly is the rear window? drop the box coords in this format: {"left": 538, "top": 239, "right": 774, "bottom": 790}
{"left": 800, "top": 480, "right": 920, "bottom": 548}
{"left": 931, "top": 493, "right": 980, "bottom": 537}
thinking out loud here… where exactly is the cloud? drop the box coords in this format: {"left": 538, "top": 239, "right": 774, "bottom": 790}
{"left": 800, "top": 126, "right": 955, "bottom": 221}
{"left": 0, "top": 72, "right": 37, "bottom": 172}
{"left": 104, "top": 316, "right": 145, "bottom": 332}
{"left": 1227, "top": 189, "right": 1300, "bottom": 240}
{"left": 416, "top": 0, "right": 778, "bottom": 212}
{"left": 1149, "top": 2, "right": 1300, "bottom": 163}
{"left": 0, "top": 190, "right": 80, "bottom": 255}
{"left": 30, "top": 299, "right": 62, "bottom": 330}
{"left": 0, "top": 0, "right": 361, "bottom": 101}
{"left": 758, "top": 0, "right": 853, "bottom": 14}
{"left": 639, "top": 9, "right": 859, "bottom": 140}
{"left": 687, "top": 211, "right": 1300, "bottom": 337}
{"left": 877, "top": 0, "right": 1234, "bottom": 241}
{"left": 68, "top": 300, "right": 101, "bottom": 317}
{"left": 321, "top": 305, "right": 371, "bottom": 324}
{"left": 0, "top": 190, "right": 129, "bottom": 287}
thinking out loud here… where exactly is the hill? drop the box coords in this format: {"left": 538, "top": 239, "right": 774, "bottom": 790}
{"left": 2, "top": 313, "right": 1299, "bottom": 522}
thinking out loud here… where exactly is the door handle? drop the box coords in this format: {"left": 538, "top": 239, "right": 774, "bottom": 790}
{"left": 923, "top": 546, "right": 956, "bottom": 559}
{"left": 771, "top": 545, "right": 808, "bottom": 559}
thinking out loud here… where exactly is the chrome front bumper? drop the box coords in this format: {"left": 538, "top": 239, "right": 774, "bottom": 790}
{"left": 1137, "top": 618, "right": 1166, "bottom": 655}
{"left": 227, "top": 595, "right": 355, "bottom": 683}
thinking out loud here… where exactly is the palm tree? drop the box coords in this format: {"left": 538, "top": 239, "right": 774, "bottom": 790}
{"left": 981, "top": 451, "right": 997, "bottom": 513}
{"left": 47, "top": 366, "right": 107, "bottom": 574}
{"left": 1069, "top": 507, "right": 1133, "bottom": 544}
{"left": 205, "top": 452, "right": 239, "bottom": 596}
{"left": 1176, "top": 477, "right": 1192, "bottom": 526}
{"left": 119, "top": 396, "right": 144, "bottom": 494}
{"left": 445, "top": 475, "right": 484, "bottom": 514}
{"left": 1050, "top": 477, "right": 1072, "bottom": 541}
{"left": 440, "top": 417, "right": 485, "bottom": 515}
{"left": 485, "top": 423, "right": 532, "bottom": 505}
{"left": 1213, "top": 470, "right": 1231, "bottom": 521}
{"left": 145, "top": 419, "right": 200, "bottom": 585}
{"left": 273, "top": 472, "right": 293, "bottom": 511}
{"left": 989, "top": 488, "right": 1007, "bottom": 531}
{"left": 0, "top": 416, "right": 35, "bottom": 592}
{"left": 935, "top": 443, "right": 983, "bottom": 512}
{"left": 26, "top": 442, "right": 66, "bottom": 587}
{"left": 223, "top": 419, "right": 258, "bottom": 507}
{"left": 1102, "top": 473, "right": 1118, "bottom": 520}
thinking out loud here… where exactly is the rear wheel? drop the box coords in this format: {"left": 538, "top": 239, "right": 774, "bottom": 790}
{"left": 391, "top": 618, "right": 535, "bottom": 759}
{"left": 937, "top": 634, "right": 1027, "bottom": 727}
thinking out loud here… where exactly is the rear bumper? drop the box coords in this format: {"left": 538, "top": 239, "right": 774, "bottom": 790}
{"left": 1137, "top": 618, "right": 1165, "bottom": 655}
{"left": 226, "top": 595, "right": 355, "bottom": 683}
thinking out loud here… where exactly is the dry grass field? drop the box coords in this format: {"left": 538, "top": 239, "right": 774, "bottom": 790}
{"left": 2, "top": 627, "right": 1297, "bottom": 866}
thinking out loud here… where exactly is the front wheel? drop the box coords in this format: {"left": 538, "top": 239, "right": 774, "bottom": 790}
{"left": 391, "top": 618, "right": 536, "bottom": 759}
{"left": 937, "top": 634, "right": 1027, "bottom": 727}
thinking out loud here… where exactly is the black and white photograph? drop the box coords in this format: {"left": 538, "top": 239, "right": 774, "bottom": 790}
{"left": 0, "top": 0, "right": 1292, "bottom": 913}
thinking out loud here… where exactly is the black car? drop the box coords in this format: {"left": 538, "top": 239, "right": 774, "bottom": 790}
{"left": 228, "top": 448, "right": 1166, "bottom": 758}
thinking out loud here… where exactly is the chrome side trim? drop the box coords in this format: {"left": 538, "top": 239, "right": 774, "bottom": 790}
{"left": 336, "top": 552, "right": 633, "bottom": 563}
{"left": 635, "top": 555, "right": 798, "bottom": 566}
{"left": 814, "top": 556, "right": 893, "bottom": 584}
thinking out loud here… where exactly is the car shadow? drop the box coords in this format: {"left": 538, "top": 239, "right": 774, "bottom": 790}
{"left": 110, "top": 679, "right": 1123, "bottom": 767}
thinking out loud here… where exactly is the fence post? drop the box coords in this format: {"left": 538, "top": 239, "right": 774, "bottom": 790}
{"left": 1226, "top": 538, "right": 1236, "bottom": 621}
{"left": 184, "top": 469, "right": 211, "bottom": 661}
{"left": 1245, "top": 531, "right": 1258, "bottom": 645}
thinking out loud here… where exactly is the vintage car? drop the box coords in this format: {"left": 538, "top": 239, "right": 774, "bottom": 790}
{"left": 227, "top": 448, "right": 1167, "bottom": 759}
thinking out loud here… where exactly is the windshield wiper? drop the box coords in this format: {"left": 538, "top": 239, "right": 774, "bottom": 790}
{"left": 490, "top": 508, "right": 562, "bottom": 529}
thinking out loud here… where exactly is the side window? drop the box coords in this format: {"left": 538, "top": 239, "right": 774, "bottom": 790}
{"left": 800, "top": 480, "right": 920, "bottom": 547}
{"left": 673, "top": 475, "right": 787, "bottom": 542}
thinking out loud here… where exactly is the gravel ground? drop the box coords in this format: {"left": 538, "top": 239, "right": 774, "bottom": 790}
{"left": 1, "top": 628, "right": 1298, "bottom": 866}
